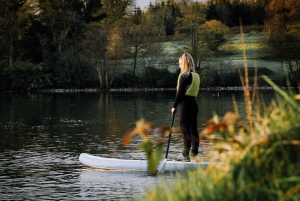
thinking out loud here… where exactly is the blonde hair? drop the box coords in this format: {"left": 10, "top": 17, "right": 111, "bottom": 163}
{"left": 179, "top": 53, "right": 195, "bottom": 73}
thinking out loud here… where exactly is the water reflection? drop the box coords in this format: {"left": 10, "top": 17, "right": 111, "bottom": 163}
{"left": 79, "top": 169, "right": 174, "bottom": 200}
{"left": 0, "top": 91, "right": 277, "bottom": 200}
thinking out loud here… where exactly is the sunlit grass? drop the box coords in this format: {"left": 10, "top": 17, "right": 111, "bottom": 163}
{"left": 223, "top": 43, "right": 267, "bottom": 50}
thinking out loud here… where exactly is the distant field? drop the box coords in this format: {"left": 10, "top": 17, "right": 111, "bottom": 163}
{"left": 158, "top": 31, "right": 285, "bottom": 85}
{"left": 124, "top": 29, "right": 286, "bottom": 86}
{"left": 220, "top": 31, "right": 285, "bottom": 85}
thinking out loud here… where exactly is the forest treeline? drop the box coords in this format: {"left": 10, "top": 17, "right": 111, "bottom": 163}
{"left": 0, "top": 0, "right": 300, "bottom": 91}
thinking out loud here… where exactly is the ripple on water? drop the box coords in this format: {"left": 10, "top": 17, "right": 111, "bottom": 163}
{"left": 0, "top": 148, "right": 172, "bottom": 200}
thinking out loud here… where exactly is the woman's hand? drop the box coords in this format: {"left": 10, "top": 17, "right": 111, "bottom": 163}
{"left": 171, "top": 107, "right": 176, "bottom": 114}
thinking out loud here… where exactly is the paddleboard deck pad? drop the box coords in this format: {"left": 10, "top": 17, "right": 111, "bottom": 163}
{"left": 79, "top": 153, "right": 209, "bottom": 172}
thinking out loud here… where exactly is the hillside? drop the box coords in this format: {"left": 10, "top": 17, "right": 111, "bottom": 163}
{"left": 158, "top": 30, "right": 285, "bottom": 87}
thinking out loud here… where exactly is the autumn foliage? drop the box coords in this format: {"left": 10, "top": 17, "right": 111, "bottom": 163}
{"left": 123, "top": 118, "right": 180, "bottom": 176}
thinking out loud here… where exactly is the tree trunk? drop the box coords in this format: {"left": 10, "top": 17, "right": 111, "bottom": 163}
{"left": 132, "top": 46, "right": 138, "bottom": 76}
{"left": 109, "top": 61, "right": 117, "bottom": 87}
{"left": 9, "top": 37, "right": 13, "bottom": 67}
{"left": 105, "top": 70, "right": 109, "bottom": 90}
{"left": 96, "top": 67, "right": 103, "bottom": 88}
{"left": 296, "top": 60, "right": 300, "bottom": 86}
{"left": 287, "top": 59, "right": 293, "bottom": 83}
{"left": 296, "top": 60, "right": 299, "bottom": 77}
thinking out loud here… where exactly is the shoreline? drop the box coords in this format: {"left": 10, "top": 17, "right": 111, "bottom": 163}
{"left": 2, "top": 85, "right": 298, "bottom": 94}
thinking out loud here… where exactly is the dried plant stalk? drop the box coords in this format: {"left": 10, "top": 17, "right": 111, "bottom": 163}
{"left": 239, "top": 19, "right": 254, "bottom": 135}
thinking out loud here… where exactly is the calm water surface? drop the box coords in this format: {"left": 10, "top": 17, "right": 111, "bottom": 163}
{"left": 0, "top": 91, "right": 276, "bottom": 200}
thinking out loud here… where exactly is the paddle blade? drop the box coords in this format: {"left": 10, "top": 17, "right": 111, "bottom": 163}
{"left": 157, "top": 159, "right": 167, "bottom": 174}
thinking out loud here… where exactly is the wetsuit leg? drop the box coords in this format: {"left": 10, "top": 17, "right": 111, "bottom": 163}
{"left": 178, "top": 98, "right": 199, "bottom": 156}
{"left": 190, "top": 100, "right": 199, "bottom": 156}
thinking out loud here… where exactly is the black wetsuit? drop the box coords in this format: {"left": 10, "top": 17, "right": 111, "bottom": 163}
{"left": 173, "top": 71, "right": 199, "bottom": 156}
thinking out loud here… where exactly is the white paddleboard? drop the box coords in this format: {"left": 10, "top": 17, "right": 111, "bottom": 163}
{"left": 79, "top": 153, "right": 209, "bottom": 172}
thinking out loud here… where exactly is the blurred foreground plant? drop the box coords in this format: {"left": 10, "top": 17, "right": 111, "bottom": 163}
{"left": 140, "top": 78, "right": 300, "bottom": 200}
{"left": 123, "top": 118, "right": 180, "bottom": 176}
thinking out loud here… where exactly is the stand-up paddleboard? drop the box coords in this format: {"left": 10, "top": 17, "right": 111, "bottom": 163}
{"left": 79, "top": 153, "right": 209, "bottom": 172}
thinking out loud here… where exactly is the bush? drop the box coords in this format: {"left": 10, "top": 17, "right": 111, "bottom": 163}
{"left": 0, "top": 61, "right": 10, "bottom": 90}
{"left": 222, "top": 72, "right": 241, "bottom": 86}
{"left": 4, "top": 62, "right": 41, "bottom": 90}
{"left": 282, "top": 72, "right": 300, "bottom": 87}
{"left": 199, "top": 67, "right": 221, "bottom": 87}
{"left": 141, "top": 77, "right": 300, "bottom": 201}
{"left": 141, "top": 67, "right": 178, "bottom": 88}
{"left": 112, "top": 72, "right": 141, "bottom": 88}
{"left": 112, "top": 67, "right": 178, "bottom": 88}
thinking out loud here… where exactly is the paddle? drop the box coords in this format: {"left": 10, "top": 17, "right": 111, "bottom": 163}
{"left": 157, "top": 113, "right": 175, "bottom": 174}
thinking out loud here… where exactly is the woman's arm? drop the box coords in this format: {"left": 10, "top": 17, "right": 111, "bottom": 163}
{"left": 172, "top": 72, "right": 191, "bottom": 110}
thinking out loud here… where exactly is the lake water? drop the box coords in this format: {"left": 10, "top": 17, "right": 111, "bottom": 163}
{"left": 0, "top": 90, "right": 277, "bottom": 200}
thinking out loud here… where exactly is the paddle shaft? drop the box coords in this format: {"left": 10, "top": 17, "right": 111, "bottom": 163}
{"left": 165, "top": 113, "right": 175, "bottom": 159}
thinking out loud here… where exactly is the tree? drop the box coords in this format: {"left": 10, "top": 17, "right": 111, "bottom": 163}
{"left": 83, "top": 22, "right": 130, "bottom": 89}
{"left": 148, "top": 0, "right": 181, "bottom": 36}
{"left": 246, "top": 0, "right": 266, "bottom": 25}
{"left": 37, "top": 0, "right": 89, "bottom": 87}
{"left": 202, "top": 20, "right": 230, "bottom": 51}
{"left": 264, "top": 0, "right": 300, "bottom": 84}
{"left": 82, "top": 0, "right": 136, "bottom": 89}
{"left": 119, "top": 14, "right": 165, "bottom": 76}
{"left": 216, "top": 0, "right": 231, "bottom": 25}
{"left": 207, "top": 0, "right": 266, "bottom": 26}
{"left": 196, "top": 20, "right": 230, "bottom": 68}
{"left": 82, "top": 0, "right": 105, "bottom": 23}
{"left": 101, "top": 0, "right": 135, "bottom": 26}
{"left": 105, "top": 27, "right": 128, "bottom": 88}
{"left": 175, "top": 2, "right": 207, "bottom": 68}
{"left": 83, "top": 23, "right": 108, "bottom": 89}
{"left": 0, "top": 0, "right": 27, "bottom": 67}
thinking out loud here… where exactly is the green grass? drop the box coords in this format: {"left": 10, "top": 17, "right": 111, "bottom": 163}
{"left": 158, "top": 30, "right": 286, "bottom": 86}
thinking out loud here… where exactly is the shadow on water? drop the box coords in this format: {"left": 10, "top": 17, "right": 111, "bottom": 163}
{"left": 0, "top": 91, "right": 276, "bottom": 200}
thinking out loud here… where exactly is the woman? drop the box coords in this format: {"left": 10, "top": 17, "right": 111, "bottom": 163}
{"left": 171, "top": 53, "right": 200, "bottom": 162}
